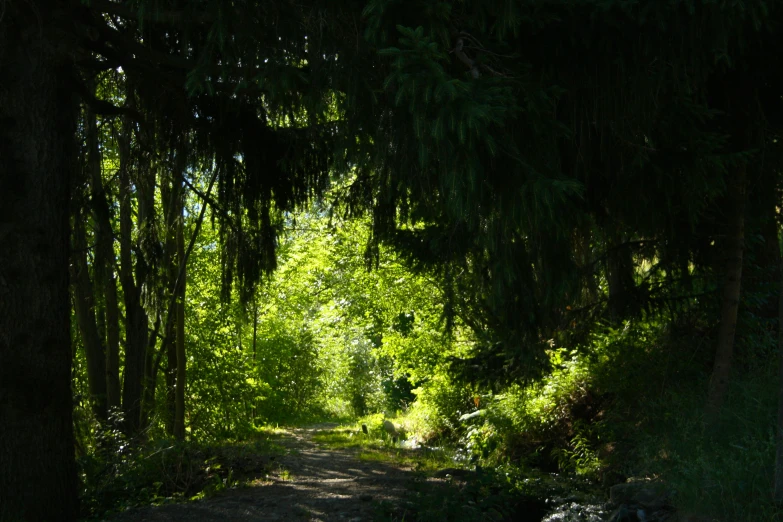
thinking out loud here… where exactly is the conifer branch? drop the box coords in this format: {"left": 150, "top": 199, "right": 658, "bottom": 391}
{"left": 87, "top": 0, "right": 213, "bottom": 25}
{"left": 454, "top": 36, "right": 480, "bottom": 79}
{"left": 453, "top": 31, "right": 507, "bottom": 78}
{"left": 73, "top": 75, "right": 145, "bottom": 120}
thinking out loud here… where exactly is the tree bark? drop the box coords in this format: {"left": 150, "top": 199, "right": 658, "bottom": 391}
{"left": 164, "top": 320, "right": 177, "bottom": 434}
{"left": 252, "top": 297, "right": 258, "bottom": 422}
{"left": 118, "top": 111, "right": 148, "bottom": 435}
{"left": 162, "top": 173, "right": 180, "bottom": 435}
{"left": 85, "top": 103, "right": 122, "bottom": 412}
{"left": 0, "top": 2, "right": 79, "bottom": 519}
{"left": 136, "top": 146, "right": 157, "bottom": 432}
{"left": 774, "top": 217, "right": 783, "bottom": 505}
{"left": 141, "top": 313, "right": 160, "bottom": 431}
{"left": 606, "top": 236, "right": 636, "bottom": 322}
{"left": 174, "top": 193, "right": 187, "bottom": 440}
{"left": 706, "top": 164, "right": 747, "bottom": 422}
{"left": 71, "top": 214, "right": 109, "bottom": 421}
{"left": 161, "top": 166, "right": 217, "bottom": 435}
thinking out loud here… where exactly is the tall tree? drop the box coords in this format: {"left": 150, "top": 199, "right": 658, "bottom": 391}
{"left": 174, "top": 189, "right": 188, "bottom": 440}
{"left": 0, "top": 2, "right": 79, "bottom": 520}
{"left": 71, "top": 209, "right": 109, "bottom": 422}
{"left": 84, "top": 100, "right": 123, "bottom": 414}
{"left": 775, "top": 217, "right": 783, "bottom": 505}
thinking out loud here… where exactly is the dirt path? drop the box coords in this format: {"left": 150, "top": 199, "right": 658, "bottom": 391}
{"left": 108, "top": 424, "right": 428, "bottom": 522}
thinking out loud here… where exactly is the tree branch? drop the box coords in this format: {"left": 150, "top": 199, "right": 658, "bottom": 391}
{"left": 73, "top": 75, "right": 145, "bottom": 120}
{"left": 87, "top": 0, "right": 213, "bottom": 25}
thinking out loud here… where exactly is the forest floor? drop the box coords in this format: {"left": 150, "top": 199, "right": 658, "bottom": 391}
{"left": 106, "top": 423, "right": 489, "bottom": 522}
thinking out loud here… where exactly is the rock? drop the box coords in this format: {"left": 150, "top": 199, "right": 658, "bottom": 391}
{"left": 610, "top": 481, "right": 672, "bottom": 510}
{"left": 458, "top": 410, "right": 485, "bottom": 422}
{"left": 382, "top": 420, "right": 397, "bottom": 435}
{"left": 608, "top": 505, "right": 636, "bottom": 522}
{"left": 433, "top": 468, "right": 473, "bottom": 479}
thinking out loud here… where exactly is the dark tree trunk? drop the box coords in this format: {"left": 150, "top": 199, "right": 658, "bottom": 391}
{"left": 142, "top": 315, "right": 160, "bottom": 431}
{"left": 119, "top": 217, "right": 147, "bottom": 434}
{"left": 774, "top": 218, "right": 783, "bottom": 505}
{"left": 71, "top": 214, "right": 108, "bottom": 422}
{"left": 162, "top": 164, "right": 216, "bottom": 438}
{"left": 606, "top": 236, "right": 636, "bottom": 322}
{"left": 103, "top": 268, "right": 122, "bottom": 414}
{"left": 757, "top": 204, "right": 780, "bottom": 320}
{"left": 85, "top": 104, "right": 122, "bottom": 412}
{"left": 136, "top": 143, "right": 157, "bottom": 432}
{"left": 162, "top": 174, "right": 180, "bottom": 435}
{"left": 0, "top": 3, "right": 79, "bottom": 519}
{"left": 174, "top": 196, "right": 187, "bottom": 440}
{"left": 252, "top": 297, "right": 258, "bottom": 422}
{"left": 706, "top": 164, "right": 747, "bottom": 422}
{"left": 164, "top": 320, "right": 177, "bottom": 434}
{"left": 118, "top": 118, "right": 147, "bottom": 435}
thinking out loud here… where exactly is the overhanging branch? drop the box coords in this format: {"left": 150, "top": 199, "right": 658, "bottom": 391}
{"left": 87, "top": 0, "right": 213, "bottom": 26}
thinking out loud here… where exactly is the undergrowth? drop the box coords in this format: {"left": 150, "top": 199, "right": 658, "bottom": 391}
{"left": 78, "top": 426, "right": 286, "bottom": 519}
{"left": 403, "top": 317, "right": 783, "bottom": 521}
{"left": 312, "top": 419, "right": 564, "bottom": 521}
{"left": 312, "top": 416, "right": 455, "bottom": 472}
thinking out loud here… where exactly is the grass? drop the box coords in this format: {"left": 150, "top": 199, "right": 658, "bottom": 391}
{"left": 78, "top": 428, "right": 288, "bottom": 519}
{"left": 311, "top": 424, "right": 456, "bottom": 473}
{"left": 309, "top": 423, "right": 558, "bottom": 521}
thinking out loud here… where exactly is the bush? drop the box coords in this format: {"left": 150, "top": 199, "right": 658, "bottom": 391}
{"left": 78, "top": 429, "right": 282, "bottom": 519}
{"left": 464, "top": 316, "right": 783, "bottom": 521}
{"left": 406, "top": 373, "right": 475, "bottom": 441}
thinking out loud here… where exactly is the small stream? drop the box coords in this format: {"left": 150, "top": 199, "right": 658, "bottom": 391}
{"left": 403, "top": 438, "right": 616, "bottom": 521}
{"left": 540, "top": 497, "right": 612, "bottom": 521}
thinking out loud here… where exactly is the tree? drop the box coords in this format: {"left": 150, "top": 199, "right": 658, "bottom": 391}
{"left": 6, "top": 0, "right": 783, "bottom": 517}
{"left": 0, "top": 3, "right": 80, "bottom": 520}
{"left": 352, "top": 1, "right": 783, "bottom": 405}
{"left": 2, "top": 0, "right": 342, "bottom": 514}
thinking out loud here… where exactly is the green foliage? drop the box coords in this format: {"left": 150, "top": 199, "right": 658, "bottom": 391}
{"left": 311, "top": 421, "right": 454, "bottom": 472}
{"left": 406, "top": 374, "right": 475, "bottom": 440}
{"left": 612, "top": 348, "right": 781, "bottom": 521}
{"left": 64, "top": 3, "right": 783, "bottom": 521}
{"left": 551, "top": 421, "right": 602, "bottom": 479}
{"left": 253, "top": 322, "right": 323, "bottom": 420}
{"left": 441, "top": 313, "right": 782, "bottom": 520}
{"left": 78, "top": 428, "right": 284, "bottom": 518}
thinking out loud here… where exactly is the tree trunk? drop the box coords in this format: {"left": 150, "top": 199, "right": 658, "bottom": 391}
{"left": 606, "top": 236, "right": 636, "bottom": 322}
{"left": 164, "top": 320, "right": 177, "bottom": 434}
{"left": 774, "top": 218, "right": 783, "bottom": 505}
{"left": 162, "top": 174, "right": 180, "bottom": 435}
{"left": 136, "top": 147, "right": 157, "bottom": 432}
{"left": 252, "top": 297, "right": 258, "bottom": 422}
{"left": 118, "top": 115, "right": 147, "bottom": 435}
{"left": 161, "top": 165, "right": 217, "bottom": 437}
{"left": 757, "top": 204, "right": 780, "bottom": 320}
{"left": 174, "top": 194, "right": 187, "bottom": 440}
{"left": 85, "top": 103, "right": 122, "bottom": 413}
{"left": 706, "top": 164, "right": 747, "bottom": 422}
{"left": 141, "top": 314, "right": 160, "bottom": 431}
{"left": 0, "top": 3, "right": 79, "bottom": 519}
{"left": 71, "top": 214, "right": 108, "bottom": 422}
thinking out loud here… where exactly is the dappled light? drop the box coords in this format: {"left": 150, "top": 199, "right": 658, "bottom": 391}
{"left": 3, "top": 1, "right": 783, "bottom": 521}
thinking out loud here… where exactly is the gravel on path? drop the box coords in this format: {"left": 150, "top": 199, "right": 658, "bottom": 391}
{"left": 106, "top": 424, "right": 432, "bottom": 522}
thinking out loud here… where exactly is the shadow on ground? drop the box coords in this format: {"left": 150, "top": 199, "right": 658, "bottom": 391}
{"left": 105, "top": 425, "right": 548, "bottom": 522}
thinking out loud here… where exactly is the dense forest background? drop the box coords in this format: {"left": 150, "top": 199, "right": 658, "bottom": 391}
{"left": 3, "top": 0, "right": 783, "bottom": 520}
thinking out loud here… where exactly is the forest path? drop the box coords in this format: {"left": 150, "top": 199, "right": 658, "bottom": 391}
{"left": 108, "top": 423, "right": 441, "bottom": 522}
